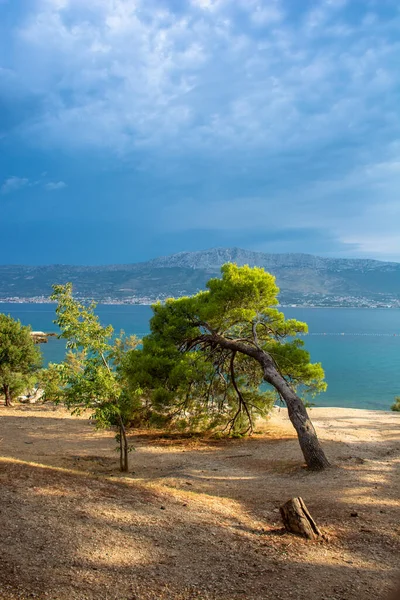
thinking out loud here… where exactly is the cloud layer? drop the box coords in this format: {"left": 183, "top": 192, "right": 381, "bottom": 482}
{"left": 1, "top": 0, "right": 400, "bottom": 262}
{"left": 1, "top": 175, "right": 67, "bottom": 195}
{"left": 1, "top": 176, "right": 30, "bottom": 195}
{"left": 5, "top": 0, "right": 399, "bottom": 157}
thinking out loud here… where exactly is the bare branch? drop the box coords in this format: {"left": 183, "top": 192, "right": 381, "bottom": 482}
{"left": 225, "top": 351, "right": 253, "bottom": 434}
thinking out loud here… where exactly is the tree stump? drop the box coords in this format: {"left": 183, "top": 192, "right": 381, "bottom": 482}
{"left": 280, "top": 497, "right": 323, "bottom": 540}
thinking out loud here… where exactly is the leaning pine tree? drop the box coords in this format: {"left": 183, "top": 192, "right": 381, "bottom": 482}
{"left": 141, "top": 263, "right": 330, "bottom": 470}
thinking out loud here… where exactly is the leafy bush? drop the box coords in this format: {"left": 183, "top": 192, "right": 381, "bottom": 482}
{"left": 391, "top": 397, "right": 400, "bottom": 412}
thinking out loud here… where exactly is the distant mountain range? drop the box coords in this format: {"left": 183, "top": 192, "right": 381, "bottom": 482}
{"left": 1, "top": 248, "right": 400, "bottom": 307}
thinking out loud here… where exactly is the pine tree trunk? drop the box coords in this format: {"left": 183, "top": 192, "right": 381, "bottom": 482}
{"left": 209, "top": 335, "right": 330, "bottom": 471}
{"left": 261, "top": 359, "right": 330, "bottom": 471}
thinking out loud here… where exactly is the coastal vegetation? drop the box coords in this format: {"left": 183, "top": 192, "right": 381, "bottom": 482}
{"left": 42, "top": 283, "right": 140, "bottom": 472}
{"left": 5, "top": 262, "right": 400, "bottom": 470}
{"left": 125, "top": 263, "right": 329, "bottom": 470}
{"left": 37, "top": 264, "right": 328, "bottom": 471}
{"left": 0, "top": 313, "right": 42, "bottom": 406}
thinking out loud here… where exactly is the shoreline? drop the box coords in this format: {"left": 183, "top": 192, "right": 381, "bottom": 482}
{"left": 3, "top": 305, "right": 400, "bottom": 414}
{"left": 273, "top": 404, "right": 397, "bottom": 414}
{"left": 1, "top": 300, "right": 399, "bottom": 309}
{"left": 270, "top": 405, "right": 400, "bottom": 445}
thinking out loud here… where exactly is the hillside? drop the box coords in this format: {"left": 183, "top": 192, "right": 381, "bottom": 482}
{"left": 1, "top": 248, "right": 400, "bottom": 307}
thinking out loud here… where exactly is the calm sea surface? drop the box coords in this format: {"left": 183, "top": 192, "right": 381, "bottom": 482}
{"left": 2, "top": 303, "right": 400, "bottom": 411}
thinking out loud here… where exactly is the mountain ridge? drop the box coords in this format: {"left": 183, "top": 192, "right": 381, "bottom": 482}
{"left": 1, "top": 248, "right": 400, "bottom": 307}
{"left": 146, "top": 247, "right": 400, "bottom": 271}
{"left": 2, "top": 247, "right": 399, "bottom": 270}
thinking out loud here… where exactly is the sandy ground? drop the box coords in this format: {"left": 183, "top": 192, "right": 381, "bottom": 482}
{"left": 0, "top": 404, "right": 399, "bottom": 600}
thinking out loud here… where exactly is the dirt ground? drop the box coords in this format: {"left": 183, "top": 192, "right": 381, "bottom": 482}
{"left": 0, "top": 404, "right": 399, "bottom": 600}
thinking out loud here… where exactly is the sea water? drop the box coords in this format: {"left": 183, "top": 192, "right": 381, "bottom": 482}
{"left": 2, "top": 303, "right": 400, "bottom": 411}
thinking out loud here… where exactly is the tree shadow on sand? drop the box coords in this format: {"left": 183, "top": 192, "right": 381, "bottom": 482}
{"left": 0, "top": 408, "right": 399, "bottom": 600}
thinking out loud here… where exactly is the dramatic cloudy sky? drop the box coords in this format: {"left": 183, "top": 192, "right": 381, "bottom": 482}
{"left": 1, "top": 0, "right": 400, "bottom": 264}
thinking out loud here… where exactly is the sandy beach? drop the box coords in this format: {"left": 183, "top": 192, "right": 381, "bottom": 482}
{"left": 0, "top": 404, "right": 399, "bottom": 599}
{"left": 274, "top": 405, "right": 400, "bottom": 453}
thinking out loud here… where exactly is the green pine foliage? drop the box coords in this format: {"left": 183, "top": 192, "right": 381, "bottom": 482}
{"left": 123, "top": 337, "right": 275, "bottom": 434}
{"left": 122, "top": 263, "right": 326, "bottom": 435}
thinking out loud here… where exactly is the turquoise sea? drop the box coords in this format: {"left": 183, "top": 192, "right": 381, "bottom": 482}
{"left": 2, "top": 303, "right": 400, "bottom": 411}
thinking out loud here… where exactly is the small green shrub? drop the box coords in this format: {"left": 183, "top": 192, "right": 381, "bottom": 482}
{"left": 391, "top": 396, "right": 400, "bottom": 412}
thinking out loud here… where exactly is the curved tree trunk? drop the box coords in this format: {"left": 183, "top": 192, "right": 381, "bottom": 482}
{"left": 260, "top": 355, "right": 330, "bottom": 470}
{"left": 209, "top": 334, "right": 330, "bottom": 471}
